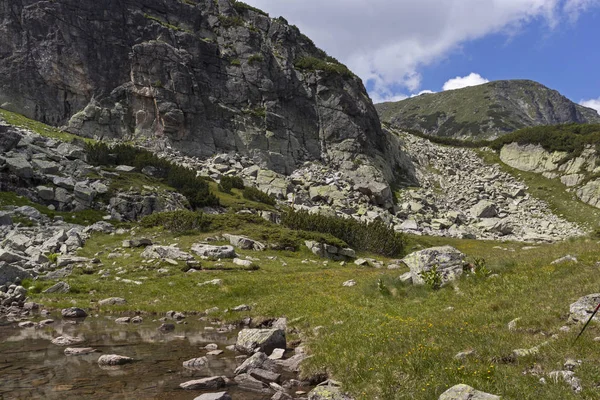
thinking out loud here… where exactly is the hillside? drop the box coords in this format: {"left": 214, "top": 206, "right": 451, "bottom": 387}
{"left": 376, "top": 80, "right": 600, "bottom": 139}
{"left": 0, "top": 0, "right": 412, "bottom": 189}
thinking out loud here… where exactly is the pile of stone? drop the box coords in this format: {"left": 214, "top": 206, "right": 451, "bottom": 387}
{"left": 393, "top": 133, "right": 583, "bottom": 241}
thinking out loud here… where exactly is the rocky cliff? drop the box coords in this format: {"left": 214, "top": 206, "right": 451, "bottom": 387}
{"left": 0, "top": 0, "right": 413, "bottom": 189}
{"left": 376, "top": 80, "right": 600, "bottom": 139}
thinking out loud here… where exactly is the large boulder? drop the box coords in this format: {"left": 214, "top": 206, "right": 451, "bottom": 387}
{"left": 470, "top": 200, "right": 498, "bottom": 218}
{"left": 401, "top": 246, "right": 466, "bottom": 286}
{"left": 0, "top": 263, "right": 32, "bottom": 285}
{"left": 191, "top": 244, "right": 236, "bottom": 259}
{"left": 141, "top": 245, "right": 194, "bottom": 261}
{"left": 223, "top": 234, "right": 265, "bottom": 251}
{"left": 4, "top": 156, "right": 33, "bottom": 179}
{"left": 438, "top": 384, "right": 500, "bottom": 400}
{"left": 0, "top": 126, "right": 22, "bottom": 152}
{"left": 235, "top": 329, "right": 286, "bottom": 356}
{"left": 97, "top": 354, "right": 134, "bottom": 366}
{"left": 308, "top": 386, "right": 354, "bottom": 400}
{"left": 569, "top": 293, "right": 600, "bottom": 324}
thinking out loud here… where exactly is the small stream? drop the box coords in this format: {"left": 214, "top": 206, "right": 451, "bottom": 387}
{"left": 0, "top": 314, "right": 289, "bottom": 399}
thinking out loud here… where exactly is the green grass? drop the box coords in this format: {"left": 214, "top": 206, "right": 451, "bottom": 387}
{"left": 209, "top": 182, "right": 274, "bottom": 211}
{"left": 26, "top": 220, "right": 600, "bottom": 399}
{"left": 0, "top": 108, "right": 92, "bottom": 143}
{"left": 0, "top": 191, "right": 105, "bottom": 225}
{"left": 477, "top": 149, "right": 600, "bottom": 230}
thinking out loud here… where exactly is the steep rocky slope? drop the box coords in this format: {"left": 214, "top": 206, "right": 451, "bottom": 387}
{"left": 0, "top": 0, "right": 412, "bottom": 190}
{"left": 376, "top": 80, "right": 600, "bottom": 139}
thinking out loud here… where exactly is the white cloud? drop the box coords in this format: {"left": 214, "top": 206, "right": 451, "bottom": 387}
{"left": 580, "top": 98, "right": 600, "bottom": 115}
{"left": 442, "top": 73, "right": 490, "bottom": 91}
{"left": 244, "top": 0, "right": 599, "bottom": 101}
{"left": 410, "top": 90, "right": 436, "bottom": 98}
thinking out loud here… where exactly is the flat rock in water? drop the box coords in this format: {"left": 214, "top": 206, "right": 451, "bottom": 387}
{"left": 52, "top": 336, "right": 85, "bottom": 346}
{"left": 438, "top": 384, "right": 500, "bottom": 400}
{"left": 183, "top": 356, "right": 209, "bottom": 370}
{"left": 61, "top": 307, "right": 88, "bottom": 318}
{"left": 64, "top": 347, "right": 96, "bottom": 356}
{"left": 193, "top": 393, "right": 232, "bottom": 400}
{"left": 236, "top": 329, "right": 286, "bottom": 356}
{"left": 180, "top": 376, "right": 227, "bottom": 390}
{"left": 234, "top": 352, "right": 275, "bottom": 375}
{"left": 0, "top": 263, "right": 32, "bottom": 286}
{"left": 18, "top": 321, "right": 36, "bottom": 328}
{"left": 97, "top": 354, "right": 134, "bottom": 366}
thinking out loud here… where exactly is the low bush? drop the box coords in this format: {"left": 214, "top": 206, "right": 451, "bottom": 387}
{"left": 141, "top": 210, "right": 213, "bottom": 232}
{"left": 218, "top": 176, "right": 245, "bottom": 194}
{"left": 85, "top": 142, "right": 219, "bottom": 209}
{"left": 281, "top": 209, "right": 406, "bottom": 257}
{"left": 294, "top": 56, "right": 353, "bottom": 78}
{"left": 232, "top": 1, "right": 269, "bottom": 16}
{"left": 242, "top": 187, "right": 276, "bottom": 206}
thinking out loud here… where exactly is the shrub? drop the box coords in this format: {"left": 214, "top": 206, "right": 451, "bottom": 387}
{"left": 294, "top": 56, "right": 353, "bottom": 78}
{"left": 420, "top": 266, "right": 442, "bottom": 290}
{"left": 141, "top": 210, "right": 212, "bottom": 232}
{"left": 47, "top": 253, "right": 59, "bottom": 264}
{"left": 232, "top": 1, "right": 269, "bottom": 16}
{"left": 248, "top": 54, "right": 264, "bottom": 64}
{"left": 218, "top": 15, "right": 244, "bottom": 28}
{"left": 219, "top": 176, "right": 245, "bottom": 193}
{"left": 281, "top": 209, "right": 406, "bottom": 257}
{"left": 85, "top": 142, "right": 219, "bottom": 209}
{"left": 243, "top": 187, "right": 276, "bottom": 206}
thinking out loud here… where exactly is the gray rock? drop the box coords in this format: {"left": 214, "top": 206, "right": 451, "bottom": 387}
{"left": 56, "top": 255, "right": 91, "bottom": 267}
{"left": 43, "top": 281, "right": 71, "bottom": 294}
{"left": 569, "top": 293, "right": 600, "bottom": 323}
{"left": 14, "top": 206, "right": 42, "bottom": 219}
{"left": 234, "top": 352, "right": 275, "bottom": 375}
{"left": 37, "top": 186, "right": 55, "bottom": 201}
{"left": 223, "top": 234, "right": 266, "bottom": 251}
{"left": 308, "top": 386, "right": 354, "bottom": 400}
{"left": 51, "top": 335, "right": 85, "bottom": 346}
{"left": 141, "top": 245, "right": 194, "bottom": 261}
{"left": 64, "top": 347, "right": 96, "bottom": 356}
{"left": 342, "top": 280, "right": 357, "bottom": 287}
{"left": 234, "top": 374, "right": 272, "bottom": 394}
{"left": 470, "top": 200, "right": 498, "bottom": 218}
{"left": 98, "top": 297, "right": 127, "bottom": 306}
{"left": 97, "top": 354, "right": 134, "bottom": 366}
{"left": 5, "top": 156, "right": 33, "bottom": 179}
{"left": 180, "top": 376, "right": 227, "bottom": 390}
{"left": 183, "top": 356, "right": 209, "bottom": 370}
{"left": 438, "top": 384, "right": 500, "bottom": 400}
{"left": 236, "top": 329, "right": 286, "bottom": 356}
{"left": 250, "top": 368, "right": 281, "bottom": 384}
{"left": 0, "top": 127, "right": 22, "bottom": 152}
{"left": 0, "top": 263, "right": 31, "bottom": 285}
{"left": 61, "top": 307, "right": 88, "bottom": 318}
{"left": 0, "top": 212, "right": 12, "bottom": 226}
{"left": 192, "top": 393, "right": 232, "bottom": 400}
{"left": 83, "top": 221, "right": 114, "bottom": 234}
{"left": 401, "top": 246, "right": 466, "bottom": 286}
{"left": 191, "top": 244, "right": 236, "bottom": 259}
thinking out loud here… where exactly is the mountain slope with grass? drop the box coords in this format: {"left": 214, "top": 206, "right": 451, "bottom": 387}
{"left": 376, "top": 80, "right": 600, "bottom": 139}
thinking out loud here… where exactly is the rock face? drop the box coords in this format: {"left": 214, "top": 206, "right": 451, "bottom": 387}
{"left": 438, "top": 384, "right": 500, "bottom": 400}
{"left": 0, "top": 0, "right": 413, "bottom": 188}
{"left": 401, "top": 246, "right": 466, "bottom": 286}
{"left": 377, "top": 79, "right": 600, "bottom": 139}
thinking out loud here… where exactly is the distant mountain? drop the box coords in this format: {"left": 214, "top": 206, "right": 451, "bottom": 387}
{"left": 375, "top": 80, "right": 600, "bottom": 139}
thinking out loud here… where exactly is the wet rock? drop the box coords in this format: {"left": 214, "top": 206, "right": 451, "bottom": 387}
{"left": 43, "top": 281, "right": 71, "bottom": 294}
{"left": 236, "top": 329, "right": 286, "bottom": 356}
{"left": 64, "top": 347, "right": 96, "bottom": 356}
{"left": 183, "top": 356, "right": 209, "bottom": 370}
{"left": 98, "top": 297, "right": 127, "bottom": 306}
{"left": 250, "top": 368, "right": 281, "bottom": 384}
{"left": 52, "top": 335, "right": 85, "bottom": 346}
{"left": 180, "top": 376, "right": 227, "bottom": 390}
{"left": 191, "top": 244, "right": 236, "bottom": 259}
{"left": 234, "top": 374, "right": 273, "bottom": 394}
{"left": 192, "top": 392, "right": 232, "bottom": 400}
{"left": 401, "top": 246, "right": 466, "bottom": 286}
{"left": 97, "top": 354, "right": 134, "bottom": 366}
{"left": 234, "top": 352, "right": 276, "bottom": 375}
{"left": 438, "top": 384, "right": 500, "bottom": 400}
{"left": 18, "top": 321, "right": 36, "bottom": 328}
{"left": 158, "top": 323, "right": 175, "bottom": 332}
{"left": 61, "top": 307, "right": 88, "bottom": 318}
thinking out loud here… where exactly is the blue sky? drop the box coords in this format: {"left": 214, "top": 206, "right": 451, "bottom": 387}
{"left": 245, "top": 0, "right": 600, "bottom": 113}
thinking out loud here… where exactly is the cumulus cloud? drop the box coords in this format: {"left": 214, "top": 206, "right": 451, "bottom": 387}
{"left": 245, "top": 0, "right": 600, "bottom": 101}
{"left": 411, "top": 90, "right": 436, "bottom": 98}
{"left": 442, "top": 73, "right": 490, "bottom": 91}
{"left": 580, "top": 98, "right": 600, "bottom": 115}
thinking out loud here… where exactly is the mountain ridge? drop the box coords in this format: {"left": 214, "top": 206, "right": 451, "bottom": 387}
{"left": 376, "top": 79, "right": 600, "bottom": 139}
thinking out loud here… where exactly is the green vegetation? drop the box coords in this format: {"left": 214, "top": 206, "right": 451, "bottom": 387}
{"left": 281, "top": 209, "right": 406, "bottom": 257}
{"left": 232, "top": 0, "right": 269, "bottom": 16}
{"left": 218, "top": 176, "right": 245, "bottom": 194}
{"left": 242, "top": 186, "right": 276, "bottom": 206}
{"left": 85, "top": 142, "right": 219, "bottom": 209}
{"left": 0, "top": 108, "right": 91, "bottom": 143}
{"left": 294, "top": 56, "right": 354, "bottom": 78}
{"left": 0, "top": 191, "right": 105, "bottom": 226}
{"left": 242, "top": 106, "right": 266, "bottom": 118}
{"left": 143, "top": 13, "right": 192, "bottom": 33}
{"left": 229, "top": 58, "right": 241, "bottom": 66}
{"left": 218, "top": 15, "right": 244, "bottom": 28}
{"left": 248, "top": 53, "right": 264, "bottom": 64}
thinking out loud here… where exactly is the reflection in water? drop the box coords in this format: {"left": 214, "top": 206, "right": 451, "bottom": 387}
{"left": 0, "top": 316, "right": 273, "bottom": 399}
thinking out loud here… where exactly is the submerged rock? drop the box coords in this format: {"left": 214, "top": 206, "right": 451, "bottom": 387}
{"left": 180, "top": 376, "right": 227, "bottom": 390}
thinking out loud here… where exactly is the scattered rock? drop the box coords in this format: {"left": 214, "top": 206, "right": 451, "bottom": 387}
{"left": 192, "top": 393, "right": 232, "bottom": 400}
{"left": 98, "top": 297, "right": 127, "bottom": 306}
{"left": 223, "top": 234, "right": 266, "bottom": 251}
{"left": 64, "top": 347, "right": 96, "bottom": 356}
{"left": 52, "top": 336, "right": 85, "bottom": 346}
{"left": 236, "top": 329, "right": 286, "bottom": 356}
{"left": 438, "top": 384, "right": 500, "bottom": 400}
{"left": 180, "top": 376, "right": 227, "bottom": 390}
{"left": 401, "top": 246, "right": 466, "bottom": 286}
{"left": 61, "top": 307, "right": 88, "bottom": 318}
{"left": 191, "top": 244, "right": 236, "bottom": 259}
{"left": 342, "top": 280, "right": 357, "bottom": 287}
{"left": 43, "top": 281, "right": 71, "bottom": 294}
{"left": 569, "top": 293, "right": 600, "bottom": 323}
{"left": 97, "top": 354, "right": 134, "bottom": 366}
{"left": 183, "top": 356, "right": 209, "bottom": 370}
